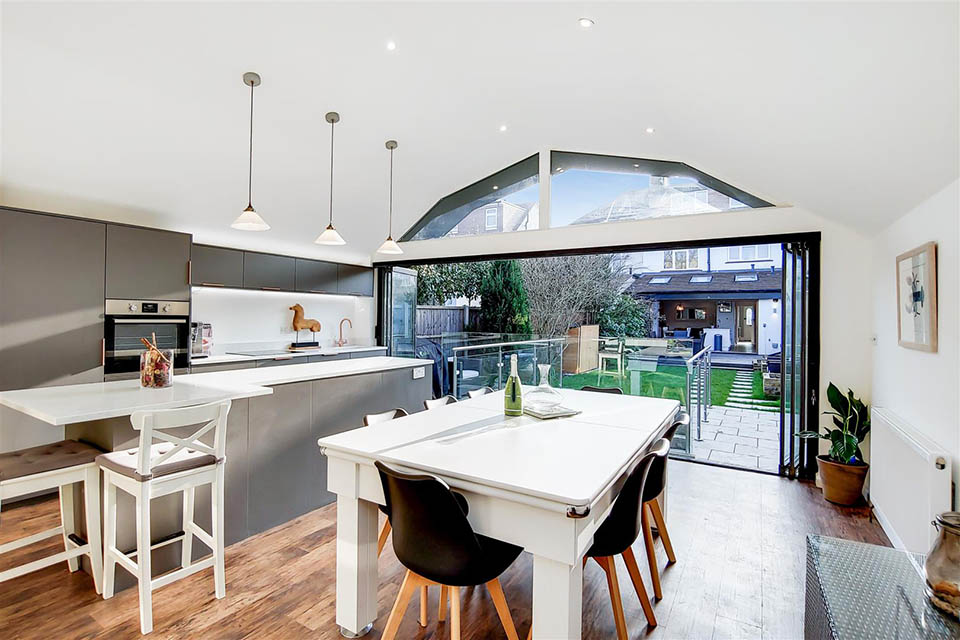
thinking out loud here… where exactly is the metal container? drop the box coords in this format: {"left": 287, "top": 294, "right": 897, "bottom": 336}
{"left": 925, "top": 512, "right": 960, "bottom": 618}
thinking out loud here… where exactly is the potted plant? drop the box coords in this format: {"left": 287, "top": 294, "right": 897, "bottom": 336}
{"left": 798, "top": 382, "right": 871, "bottom": 505}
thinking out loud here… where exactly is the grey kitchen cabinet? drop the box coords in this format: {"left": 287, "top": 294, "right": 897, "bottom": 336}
{"left": 308, "top": 353, "right": 349, "bottom": 363}
{"left": 337, "top": 264, "right": 375, "bottom": 297}
{"left": 380, "top": 366, "right": 432, "bottom": 416}
{"left": 242, "top": 251, "right": 295, "bottom": 291}
{"left": 255, "top": 357, "right": 299, "bottom": 368}
{"left": 190, "top": 360, "right": 256, "bottom": 373}
{"left": 0, "top": 208, "right": 106, "bottom": 452}
{"left": 295, "top": 258, "right": 338, "bottom": 294}
{"left": 310, "top": 372, "right": 382, "bottom": 508}
{"left": 247, "top": 382, "right": 313, "bottom": 532}
{"left": 349, "top": 348, "right": 387, "bottom": 359}
{"left": 191, "top": 244, "right": 244, "bottom": 288}
{"left": 105, "top": 224, "right": 191, "bottom": 300}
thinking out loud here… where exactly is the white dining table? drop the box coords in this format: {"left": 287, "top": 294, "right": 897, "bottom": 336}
{"left": 317, "top": 388, "right": 680, "bottom": 640}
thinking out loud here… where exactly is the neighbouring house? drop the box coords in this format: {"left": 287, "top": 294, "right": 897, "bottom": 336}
{"left": 625, "top": 244, "right": 783, "bottom": 355}
{"left": 447, "top": 200, "right": 538, "bottom": 236}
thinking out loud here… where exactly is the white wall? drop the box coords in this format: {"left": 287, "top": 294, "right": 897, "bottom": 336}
{"left": 871, "top": 180, "right": 959, "bottom": 499}
{"left": 190, "top": 287, "right": 375, "bottom": 352}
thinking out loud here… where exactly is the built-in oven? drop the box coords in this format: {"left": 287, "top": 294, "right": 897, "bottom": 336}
{"left": 104, "top": 299, "right": 190, "bottom": 380}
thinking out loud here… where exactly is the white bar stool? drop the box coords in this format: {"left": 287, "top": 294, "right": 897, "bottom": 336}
{"left": 0, "top": 440, "right": 104, "bottom": 591}
{"left": 98, "top": 400, "right": 231, "bottom": 635}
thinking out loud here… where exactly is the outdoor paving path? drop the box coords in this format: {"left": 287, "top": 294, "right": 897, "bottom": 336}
{"left": 685, "top": 405, "right": 780, "bottom": 473}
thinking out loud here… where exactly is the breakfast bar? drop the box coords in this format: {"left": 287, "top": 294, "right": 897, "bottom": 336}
{"left": 0, "top": 356, "right": 432, "bottom": 590}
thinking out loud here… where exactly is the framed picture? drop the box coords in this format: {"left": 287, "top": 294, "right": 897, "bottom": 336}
{"left": 896, "top": 241, "right": 938, "bottom": 352}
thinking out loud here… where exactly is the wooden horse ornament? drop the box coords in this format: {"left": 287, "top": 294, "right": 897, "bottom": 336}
{"left": 290, "top": 304, "right": 321, "bottom": 333}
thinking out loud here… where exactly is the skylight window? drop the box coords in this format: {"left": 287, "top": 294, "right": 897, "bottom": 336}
{"left": 735, "top": 273, "right": 759, "bottom": 282}
{"left": 650, "top": 276, "right": 671, "bottom": 284}
{"left": 690, "top": 275, "right": 712, "bottom": 283}
{"left": 399, "top": 150, "right": 772, "bottom": 243}
{"left": 549, "top": 151, "right": 771, "bottom": 228}
{"left": 401, "top": 154, "right": 539, "bottom": 241}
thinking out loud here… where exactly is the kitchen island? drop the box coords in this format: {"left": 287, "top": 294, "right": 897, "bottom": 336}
{"left": 0, "top": 356, "right": 432, "bottom": 589}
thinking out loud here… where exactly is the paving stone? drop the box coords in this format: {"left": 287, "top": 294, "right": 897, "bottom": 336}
{"left": 692, "top": 439, "right": 736, "bottom": 454}
{"left": 716, "top": 433, "right": 759, "bottom": 447}
{"left": 708, "top": 450, "right": 759, "bottom": 468}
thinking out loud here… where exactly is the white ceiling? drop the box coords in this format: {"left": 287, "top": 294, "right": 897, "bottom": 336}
{"left": 2, "top": 2, "right": 957, "bottom": 264}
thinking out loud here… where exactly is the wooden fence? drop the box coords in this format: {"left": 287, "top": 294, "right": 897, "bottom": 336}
{"left": 416, "top": 305, "right": 474, "bottom": 336}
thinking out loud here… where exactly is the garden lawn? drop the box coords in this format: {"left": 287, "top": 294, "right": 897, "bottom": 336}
{"left": 562, "top": 365, "right": 738, "bottom": 406}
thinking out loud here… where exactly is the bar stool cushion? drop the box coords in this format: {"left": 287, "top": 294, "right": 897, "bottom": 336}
{"left": 97, "top": 444, "right": 219, "bottom": 481}
{"left": 0, "top": 439, "right": 103, "bottom": 482}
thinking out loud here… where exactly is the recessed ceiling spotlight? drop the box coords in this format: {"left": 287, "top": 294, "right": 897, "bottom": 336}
{"left": 645, "top": 127, "right": 655, "bottom": 134}
{"left": 556, "top": 167, "right": 564, "bottom": 173}
{"left": 492, "top": 185, "right": 499, "bottom": 190}
{"left": 578, "top": 17, "right": 595, "bottom": 28}
{"left": 498, "top": 124, "right": 508, "bottom": 132}
{"left": 386, "top": 40, "right": 397, "bottom": 51}
{"left": 633, "top": 163, "right": 640, "bottom": 168}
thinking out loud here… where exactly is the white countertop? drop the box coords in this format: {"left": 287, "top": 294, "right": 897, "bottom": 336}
{"left": 191, "top": 345, "right": 387, "bottom": 366}
{"left": 184, "top": 356, "right": 433, "bottom": 388}
{"left": 0, "top": 356, "right": 432, "bottom": 426}
{"left": 0, "top": 379, "right": 271, "bottom": 426}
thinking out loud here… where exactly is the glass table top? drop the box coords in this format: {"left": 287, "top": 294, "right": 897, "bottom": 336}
{"left": 807, "top": 535, "right": 960, "bottom": 639}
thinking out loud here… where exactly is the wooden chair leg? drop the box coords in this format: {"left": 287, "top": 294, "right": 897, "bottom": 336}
{"left": 382, "top": 570, "right": 418, "bottom": 640}
{"left": 136, "top": 482, "right": 154, "bottom": 635}
{"left": 181, "top": 486, "right": 195, "bottom": 569}
{"left": 622, "top": 547, "right": 657, "bottom": 628}
{"left": 438, "top": 584, "right": 449, "bottom": 622}
{"left": 212, "top": 465, "right": 226, "bottom": 599}
{"left": 486, "top": 578, "right": 520, "bottom": 640}
{"left": 83, "top": 466, "right": 103, "bottom": 595}
{"left": 377, "top": 519, "right": 392, "bottom": 558}
{"left": 419, "top": 585, "right": 428, "bottom": 627}
{"left": 58, "top": 482, "right": 80, "bottom": 572}
{"left": 102, "top": 476, "right": 118, "bottom": 599}
{"left": 641, "top": 502, "right": 663, "bottom": 600}
{"left": 596, "top": 556, "right": 629, "bottom": 640}
{"left": 450, "top": 586, "right": 461, "bottom": 640}
{"left": 648, "top": 499, "right": 676, "bottom": 564}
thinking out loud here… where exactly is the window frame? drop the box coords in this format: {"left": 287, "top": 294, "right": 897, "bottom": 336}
{"left": 484, "top": 207, "right": 499, "bottom": 231}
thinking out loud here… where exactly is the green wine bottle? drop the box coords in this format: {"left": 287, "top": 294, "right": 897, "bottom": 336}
{"left": 504, "top": 354, "right": 523, "bottom": 416}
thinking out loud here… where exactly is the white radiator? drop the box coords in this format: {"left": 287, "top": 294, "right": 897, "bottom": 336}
{"left": 870, "top": 407, "right": 952, "bottom": 553}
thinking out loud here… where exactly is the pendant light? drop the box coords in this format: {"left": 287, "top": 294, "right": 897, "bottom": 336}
{"left": 315, "top": 111, "right": 346, "bottom": 245}
{"left": 231, "top": 72, "right": 270, "bottom": 231}
{"left": 376, "top": 140, "right": 403, "bottom": 255}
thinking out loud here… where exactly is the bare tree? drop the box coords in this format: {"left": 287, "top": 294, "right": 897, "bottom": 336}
{"left": 519, "top": 254, "right": 627, "bottom": 337}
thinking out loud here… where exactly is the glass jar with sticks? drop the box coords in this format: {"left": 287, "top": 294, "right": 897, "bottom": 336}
{"left": 140, "top": 333, "right": 173, "bottom": 388}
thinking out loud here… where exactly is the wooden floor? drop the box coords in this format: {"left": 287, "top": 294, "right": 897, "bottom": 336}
{"left": 0, "top": 461, "right": 888, "bottom": 639}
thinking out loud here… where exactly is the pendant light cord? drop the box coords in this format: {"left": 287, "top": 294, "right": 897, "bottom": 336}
{"left": 247, "top": 81, "right": 254, "bottom": 208}
{"left": 388, "top": 146, "right": 394, "bottom": 236}
{"left": 328, "top": 120, "right": 335, "bottom": 225}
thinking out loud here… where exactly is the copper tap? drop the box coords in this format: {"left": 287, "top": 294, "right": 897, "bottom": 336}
{"left": 336, "top": 318, "right": 353, "bottom": 347}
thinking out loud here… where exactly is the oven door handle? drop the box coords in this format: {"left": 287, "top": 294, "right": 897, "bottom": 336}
{"left": 111, "top": 318, "right": 188, "bottom": 324}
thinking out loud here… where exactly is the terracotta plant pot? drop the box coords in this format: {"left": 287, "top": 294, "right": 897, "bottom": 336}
{"left": 817, "top": 455, "right": 869, "bottom": 505}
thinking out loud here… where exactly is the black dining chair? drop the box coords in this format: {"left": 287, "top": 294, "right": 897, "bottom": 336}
{"left": 467, "top": 386, "right": 495, "bottom": 399}
{"left": 639, "top": 411, "right": 688, "bottom": 601}
{"left": 580, "top": 385, "right": 623, "bottom": 395}
{"left": 375, "top": 461, "right": 522, "bottom": 640}
{"left": 585, "top": 439, "right": 668, "bottom": 638}
{"left": 424, "top": 395, "right": 458, "bottom": 410}
{"left": 362, "top": 408, "right": 409, "bottom": 557}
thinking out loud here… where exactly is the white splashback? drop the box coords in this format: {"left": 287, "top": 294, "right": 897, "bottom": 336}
{"left": 191, "top": 287, "right": 375, "bottom": 351}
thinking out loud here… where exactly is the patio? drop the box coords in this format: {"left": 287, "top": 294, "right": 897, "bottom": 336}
{"left": 686, "top": 406, "right": 781, "bottom": 473}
